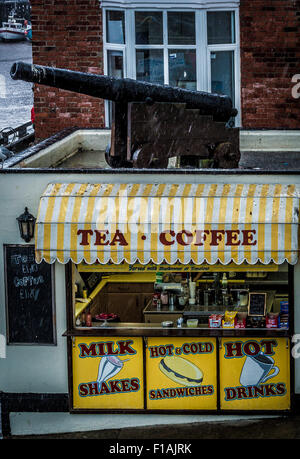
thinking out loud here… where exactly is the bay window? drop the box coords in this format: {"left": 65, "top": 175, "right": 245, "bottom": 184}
{"left": 103, "top": 6, "right": 240, "bottom": 126}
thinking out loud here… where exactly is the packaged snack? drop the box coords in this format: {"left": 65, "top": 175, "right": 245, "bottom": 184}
{"left": 222, "top": 311, "right": 237, "bottom": 328}
{"left": 235, "top": 313, "right": 247, "bottom": 328}
{"left": 235, "top": 319, "right": 246, "bottom": 329}
{"left": 278, "top": 314, "right": 289, "bottom": 329}
{"left": 280, "top": 301, "right": 289, "bottom": 314}
{"left": 209, "top": 314, "right": 222, "bottom": 328}
{"left": 279, "top": 302, "right": 289, "bottom": 329}
{"left": 266, "top": 313, "right": 278, "bottom": 328}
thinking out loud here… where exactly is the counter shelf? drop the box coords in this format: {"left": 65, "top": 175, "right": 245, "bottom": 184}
{"left": 64, "top": 321, "right": 290, "bottom": 338}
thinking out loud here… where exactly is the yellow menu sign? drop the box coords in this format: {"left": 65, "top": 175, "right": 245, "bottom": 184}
{"left": 220, "top": 337, "right": 290, "bottom": 410}
{"left": 146, "top": 337, "right": 217, "bottom": 410}
{"left": 72, "top": 336, "right": 144, "bottom": 410}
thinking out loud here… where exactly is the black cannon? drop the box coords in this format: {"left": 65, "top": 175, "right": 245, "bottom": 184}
{"left": 11, "top": 61, "right": 240, "bottom": 168}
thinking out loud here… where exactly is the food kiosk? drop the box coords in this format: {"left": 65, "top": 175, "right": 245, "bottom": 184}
{"left": 35, "top": 182, "right": 297, "bottom": 413}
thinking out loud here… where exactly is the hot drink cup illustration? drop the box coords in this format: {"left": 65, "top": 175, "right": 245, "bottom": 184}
{"left": 239, "top": 351, "right": 279, "bottom": 386}
{"left": 97, "top": 355, "right": 129, "bottom": 386}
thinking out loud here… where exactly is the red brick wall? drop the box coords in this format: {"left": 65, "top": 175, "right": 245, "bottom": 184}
{"left": 31, "top": 0, "right": 300, "bottom": 138}
{"left": 31, "top": 0, "right": 104, "bottom": 140}
{"left": 240, "top": 0, "right": 300, "bottom": 129}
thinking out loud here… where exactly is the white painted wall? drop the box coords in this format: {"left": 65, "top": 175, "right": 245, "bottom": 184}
{"left": 0, "top": 263, "right": 68, "bottom": 393}
{"left": 0, "top": 171, "right": 299, "bottom": 393}
{"left": 0, "top": 174, "right": 69, "bottom": 393}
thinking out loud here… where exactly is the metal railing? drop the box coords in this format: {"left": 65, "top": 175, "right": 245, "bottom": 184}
{"left": 0, "top": 121, "right": 34, "bottom": 149}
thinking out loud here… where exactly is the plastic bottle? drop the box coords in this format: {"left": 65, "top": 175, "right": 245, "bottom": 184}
{"left": 86, "top": 309, "right": 92, "bottom": 327}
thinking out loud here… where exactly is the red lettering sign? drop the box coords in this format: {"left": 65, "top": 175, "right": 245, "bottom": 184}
{"left": 76, "top": 229, "right": 128, "bottom": 246}
{"left": 159, "top": 230, "right": 175, "bottom": 246}
{"left": 77, "top": 229, "right": 93, "bottom": 246}
{"left": 158, "top": 229, "right": 257, "bottom": 247}
{"left": 76, "top": 228, "right": 258, "bottom": 248}
{"left": 224, "top": 340, "right": 277, "bottom": 358}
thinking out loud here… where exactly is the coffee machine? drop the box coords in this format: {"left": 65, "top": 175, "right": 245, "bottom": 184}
{"left": 154, "top": 282, "right": 188, "bottom": 310}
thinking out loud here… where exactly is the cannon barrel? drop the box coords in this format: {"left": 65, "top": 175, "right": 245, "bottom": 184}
{"left": 10, "top": 61, "right": 237, "bottom": 122}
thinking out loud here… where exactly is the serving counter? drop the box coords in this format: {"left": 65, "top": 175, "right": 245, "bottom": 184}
{"left": 67, "top": 322, "right": 291, "bottom": 413}
{"left": 67, "top": 258, "right": 292, "bottom": 413}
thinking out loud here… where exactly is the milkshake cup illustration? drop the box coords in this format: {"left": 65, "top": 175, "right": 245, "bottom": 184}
{"left": 97, "top": 355, "right": 129, "bottom": 386}
{"left": 239, "top": 351, "right": 279, "bottom": 386}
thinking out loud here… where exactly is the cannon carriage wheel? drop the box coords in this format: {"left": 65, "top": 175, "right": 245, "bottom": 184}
{"left": 105, "top": 144, "right": 132, "bottom": 168}
{"left": 132, "top": 144, "right": 169, "bottom": 169}
{"left": 212, "top": 141, "right": 241, "bottom": 169}
{"left": 105, "top": 143, "right": 169, "bottom": 169}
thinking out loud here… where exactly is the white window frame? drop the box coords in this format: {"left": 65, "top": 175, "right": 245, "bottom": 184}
{"left": 103, "top": 8, "right": 128, "bottom": 124}
{"left": 103, "top": 5, "right": 240, "bottom": 127}
{"left": 206, "top": 8, "right": 240, "bottom": 126}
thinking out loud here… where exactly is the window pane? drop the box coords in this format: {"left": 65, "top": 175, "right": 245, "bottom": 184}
{"left": 107, "top": 50, "right": 123, "bottom": 78}
{"left": 210, "top": 51, "right": 234, "bottom": 103}
{"left": 107, "top": 51, "right": 123, "bottom": 126}
{"left": 135, "top": 12, "right": 163, "bottom": 44}
{"left": 169, "top": 50, "right": 196, "bottom": 89}
{"left": 207, "top": 11, "right": 235, "bottom": 44}
{"left": 168, "top": 12, "right": 195, "bottom": 45}
{"left": 106, "top": 10, "right": 125, "bottom": 44}
{"left": 136, "top": 49, "right": 164, "bottom": 84}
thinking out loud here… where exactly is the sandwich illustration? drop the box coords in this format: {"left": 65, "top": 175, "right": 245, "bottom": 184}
{"left": 159, "top": 355, "right": 203, "bottom": 387}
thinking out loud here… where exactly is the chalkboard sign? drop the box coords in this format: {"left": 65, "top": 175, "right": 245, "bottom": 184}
{"left": 4, "top": 245, "right": 56, "bottom": 345}
{"left": 248, "top": 292, "right": 266, "bottom": 317}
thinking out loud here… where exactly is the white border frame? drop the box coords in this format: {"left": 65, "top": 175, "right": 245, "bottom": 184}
{"left": 101, "top": 1, "right": 240, "bottom": 8}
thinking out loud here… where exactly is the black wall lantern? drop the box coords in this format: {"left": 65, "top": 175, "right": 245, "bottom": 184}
{"left": 17, "top": 207, "right": 36, "bottom": 243}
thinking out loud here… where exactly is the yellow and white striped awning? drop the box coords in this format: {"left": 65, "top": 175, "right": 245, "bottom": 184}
{"left": 35, "top": 183, "right": 300, "bottom": 265}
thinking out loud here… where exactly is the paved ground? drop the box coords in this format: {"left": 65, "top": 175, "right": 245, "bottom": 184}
{"left": 9, "top": 415, "right": 300, "bottom": 439}
{"left": 0, "top": 40, "right": 33, "bottom": 130}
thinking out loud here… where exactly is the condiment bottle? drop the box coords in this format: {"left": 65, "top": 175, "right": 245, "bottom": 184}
{"left": 156, "top": 272, "right": 163, "bottom": 283}
{"left": 75, "top": 316, "right": 81, "bottom": 326}
{"left": 157, "top": 299, "right": 161, "bottom": 311}
{"left": 152, "top": 292, "right": 160, "bottom": 307}
{"left": 177, "top": 317, "right": 183, "bottom": 328}
{"left": 161, "top": 291, "right": 168, "bottom": 305}
{"left": 86, "top": 309, "right": 92, "bottom": 327}
{"left": 81, "top": 311, "right": 86, "bottom": 326}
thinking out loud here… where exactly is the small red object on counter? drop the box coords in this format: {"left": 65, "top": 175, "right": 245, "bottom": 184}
{"left": 95, "top": 313, "right": 118, "bottom": 321}
{"left": 86, "top": 310, "right": 92, "bottom": 327}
